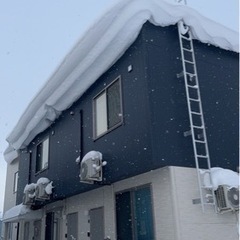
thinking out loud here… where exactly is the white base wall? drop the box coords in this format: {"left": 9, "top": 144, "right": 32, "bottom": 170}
{"left": 62, "top": 166, "right": 238, "bottom": 240}
{"left": 170, "top": 167, "right": 239, "bottom": 240}
{"left": 13, "top": 166, "right": 239, "bottom": 240}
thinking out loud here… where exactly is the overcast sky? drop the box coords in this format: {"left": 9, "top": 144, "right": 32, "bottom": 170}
{"left": 0, "top": 0, "right": 238, "bottom": 214}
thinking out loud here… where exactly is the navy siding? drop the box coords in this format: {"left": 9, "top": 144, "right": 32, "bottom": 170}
{"left": 16, "top": 22, "right": 239, "bottom": 205}
{"left": 194, "top": 42, "right": 239, "bottom": 169}
{"left": 143, "top": 24, "right": 195, "bottom": 168}
{"left": 79, "top": 26, "right": 153, "bottom": 183}
{"left": 143, "top": 23, "right": 239, "bottom": 170}
{"left": 16, "top": 153, "right": 30, "bottom": 204}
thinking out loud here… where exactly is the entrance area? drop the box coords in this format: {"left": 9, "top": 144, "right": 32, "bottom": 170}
{"left": 45, "top": 210, "right": 62, "bottom": 240}
{"left": 116, "top": 186, "right": 154, "bottom": 240}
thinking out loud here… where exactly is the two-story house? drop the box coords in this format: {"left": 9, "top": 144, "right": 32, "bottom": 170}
{"left": 3, "top": 1, "right": 239, "bottom": 240}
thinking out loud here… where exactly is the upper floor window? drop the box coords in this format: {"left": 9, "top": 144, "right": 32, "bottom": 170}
{"left": 36, "top": 137, "right": 49, "bottom": 173}
{"left": 13, "top": 171, "right": 19, "bottom": 193}
{"left": 93, "top": 77, "right": 123, "bottom": 138}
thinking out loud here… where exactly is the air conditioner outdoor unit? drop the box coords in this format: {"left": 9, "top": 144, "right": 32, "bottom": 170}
{"left": 23, "top": 192, "right": 35, "bottom": 205}
{"left": 35, "top": 183, "right": 50, "bottom": 200}
{"left": 215, "top": 185, "right": 239, "bottom": 213}
{"left": 80, "top": 151, "right": 107, "bottom": 184}
{"left": 80, "top": 158, "right": 103, "bottom": 183}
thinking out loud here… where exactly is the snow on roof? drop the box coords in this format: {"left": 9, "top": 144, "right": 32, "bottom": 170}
{"left": 4, "top": 0, "right": 239, "bottom": 163}
{"left": 2, "top": 204, "right": 42, "bottom": 222}
{"left": 3, "top": 204, "right": 30, "bottom": 222}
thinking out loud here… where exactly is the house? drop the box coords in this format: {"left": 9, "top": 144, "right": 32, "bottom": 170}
{"left": 2, "top": 0, "right": 239, "bottom": 240}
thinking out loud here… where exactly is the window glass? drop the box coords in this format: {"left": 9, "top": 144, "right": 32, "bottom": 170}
{"left": 42, "top": 138, "right": 49, "bottom": 169}
{"left": 107, "top": 80, "right": 121, "bottom": 129}
{"left": 95, "top": 92, "right": 107, "bottom": 136}
{"left": 94, "top": 77, "right": 122, "bottom": 138}
{"left": 36, "top": 137, "right": 49, "bottom": 173}
{"left": 134, "top": 187, "right": 154, "bottom": 240}
{"left": 116, "top": 186, "right": 154, "bottom": 240}
{"left": 116, "top": 191, "right": 132, "bottom": 239}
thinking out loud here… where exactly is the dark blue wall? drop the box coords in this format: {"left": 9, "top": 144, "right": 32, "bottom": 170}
{"left": 142, "top": 23, "right": 239, "bottom": 170}
{"left": 143, "top": 24, "right": 194, "bottom": 169}
{"left": 194, "top": 41, "right": 239, "bottom": 169}
{"left": 16, "top": 22, "right": 239, "bottom": 205}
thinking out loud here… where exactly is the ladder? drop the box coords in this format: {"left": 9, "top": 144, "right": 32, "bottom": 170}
{"left": 177, "top": 21, "right": 216, "bottom": 212}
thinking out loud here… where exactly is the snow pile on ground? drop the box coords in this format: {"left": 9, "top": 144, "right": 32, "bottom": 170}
{"left": 4, "top": 0, "right": 239, "bottom": 163}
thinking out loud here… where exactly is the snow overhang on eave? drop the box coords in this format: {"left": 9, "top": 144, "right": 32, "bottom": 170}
{"left": 4, "top": 0, "right": 239, "bottom": 163}
{"left": 3, "top": 204, "right": 43, "bottom": 223}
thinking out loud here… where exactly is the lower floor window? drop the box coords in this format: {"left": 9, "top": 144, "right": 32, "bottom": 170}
{"left": 116, "top": 186, "right": 154, "bottom": 240}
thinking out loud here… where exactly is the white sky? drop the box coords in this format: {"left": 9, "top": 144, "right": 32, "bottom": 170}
{"left": 0, "top": 0, "right": 238, "bottom": 214}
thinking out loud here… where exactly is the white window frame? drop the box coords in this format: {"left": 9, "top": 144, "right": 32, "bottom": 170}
{"left": 13, "top": 171, "right": 19, "bottom": 193}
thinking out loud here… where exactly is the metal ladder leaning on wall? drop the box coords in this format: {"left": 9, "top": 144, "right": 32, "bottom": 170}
{"left": 177, "top": 20, "right": 216, "bottom": 212}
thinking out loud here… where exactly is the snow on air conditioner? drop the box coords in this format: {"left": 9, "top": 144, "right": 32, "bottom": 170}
{"left": 35, "top": 177, "right": 53, "bottom": 200}
{"left": 23, "top": 183, "right": 36, "bottom": 205}
{"left": 200, "top": 167, "right": 239, "bottom": 213}
{"left": 23, "top": 178, "right": 53, "bottom": 204}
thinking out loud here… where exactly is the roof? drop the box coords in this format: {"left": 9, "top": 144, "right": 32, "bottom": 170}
{"left": 4, "top": 0, "right": 239, "bottom": 163}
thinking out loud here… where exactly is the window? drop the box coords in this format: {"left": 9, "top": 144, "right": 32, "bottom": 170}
{"left": 116, "top": 186, "right": 154, "bottom": 240}
{"left": 13, "top": 171, "right": 19, "bottom": 193}
{"left": 93, "top": 77, "right": 123, "bottom": 138}
{"left": 36, "top": 137, "right": 49, "bottom": 173}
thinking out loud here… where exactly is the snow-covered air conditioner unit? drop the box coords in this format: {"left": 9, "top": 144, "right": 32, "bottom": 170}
{"left": 215, "top": 185, "right": 239, "bottom": 213}
{"left": 23, "top": 192, "right": 35, "bottom": 205}
{"left": 35, "top": 182, "right": 51, "bottom": 200}
{"left": 23, "top": 183, "right": 36, "bottom": 205}
{"left": 80, "top": 151, "right": 107, "bottom": 184}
